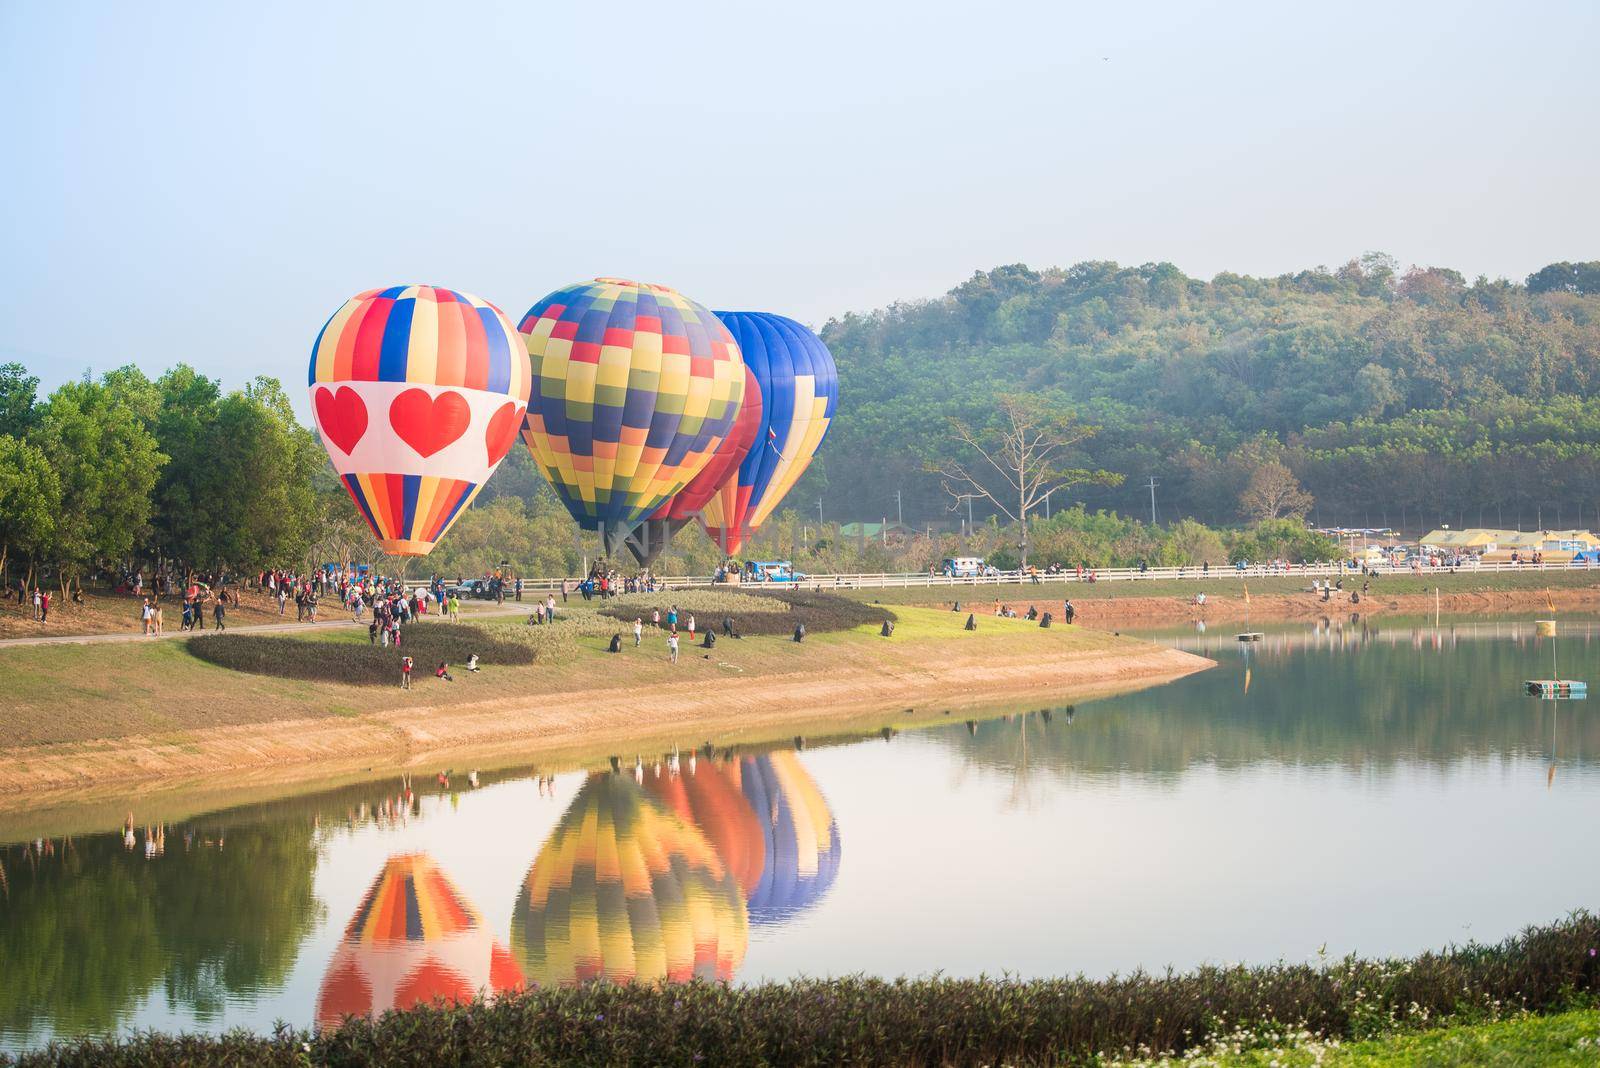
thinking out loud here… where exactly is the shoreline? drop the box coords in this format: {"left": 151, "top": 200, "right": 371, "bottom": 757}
{"left": 956, "top": 586, "right": 1600, "bottom": 629}
{"left": 0, "top": 637, "right": 1209, "bottom": 832}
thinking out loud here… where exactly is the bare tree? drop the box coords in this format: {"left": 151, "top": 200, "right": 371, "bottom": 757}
{"left": 1239, "top": 461, "right": 1314, "bottom": 522}
{"left": 934, "top": 395, "right": 1119, "bottom": 567}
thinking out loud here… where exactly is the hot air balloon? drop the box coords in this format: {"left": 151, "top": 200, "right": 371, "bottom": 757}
{"left": 517, "top": 278, "right": 746, "bottom": 559}
{"left": 308, "top": 285, "right": 532, "bottom": 555}
{"left": 739, "top": 752, "right": 841, "bottom": 923}
{"left": 698, "top": 312, "right": 838, "bottom": 557}
{"left": 631, "top": 365, "right": 765, "bottom": 564}
{"left": 316, "top": 853, "right": 523, "bottom": 1029}
{"left": 511, "top": 773, "right": 748, "bottom": 986}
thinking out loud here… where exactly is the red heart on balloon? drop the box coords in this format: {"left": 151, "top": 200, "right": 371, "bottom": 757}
{"left": 315, "top": 386, "right": 368, "bottom": 455}
{"left": 485, "top": 402, "right": 526, "bottom": 466}
{"left": 390, "top": 389, "right": 470, "bottom": 458}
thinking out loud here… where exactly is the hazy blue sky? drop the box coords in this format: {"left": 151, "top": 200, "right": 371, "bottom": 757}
{"left": 3, "top": 1, "right": 1596, "bottom": 415}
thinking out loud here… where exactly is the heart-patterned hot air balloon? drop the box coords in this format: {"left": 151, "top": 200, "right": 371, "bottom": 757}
{"left": 698, "top": 312, "right": 838, "bottom": 557}
{"left": 517, "top": 278, "right": 745, "bottom": 555}
{"left": 309, "top": 285, "right": 531, "bottom": 555}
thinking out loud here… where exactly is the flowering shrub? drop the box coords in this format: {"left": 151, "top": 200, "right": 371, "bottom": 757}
{"left": 10, "top": 914, "right": 1596, "bottom": 1066}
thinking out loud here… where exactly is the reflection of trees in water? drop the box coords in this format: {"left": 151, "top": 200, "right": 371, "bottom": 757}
{"left": 0, "top": 819, "right": 321, "bottom": 1040}
{"left": 942, "top": 635, "right": 1600, "bottom": 783}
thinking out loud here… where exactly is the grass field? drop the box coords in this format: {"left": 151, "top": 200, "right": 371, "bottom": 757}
{"left": 0, "top": 599, "right": 1126, "bottom": 749}
{"left": 839, "top": 567, "right": 1600, "bottom": 606}
{"left": 1120, "top": 1008, "right": 1600, "bottom": 1066}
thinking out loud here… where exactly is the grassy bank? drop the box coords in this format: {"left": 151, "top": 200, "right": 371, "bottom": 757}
{"left": 6, "top": 914, "right": 1596, "bottom": 1067}
{"left": 0, "top": 594, "right": 1203, "bottom": 815}
{"left": 1116, "top": 1008, "right": 1599, "bottom": 1065}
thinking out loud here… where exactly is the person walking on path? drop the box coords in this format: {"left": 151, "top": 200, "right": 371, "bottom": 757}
{"left": 514, "top": 577, "right": 523, "bottom": 603}
{"left": 667, "top": 630, "right": 679, "bottom": 664}
{"left": 633, "top": 617, "right": 643, "bottom": 647}
{"left": 140, "top": 598, "right": 154, "bottom": 636}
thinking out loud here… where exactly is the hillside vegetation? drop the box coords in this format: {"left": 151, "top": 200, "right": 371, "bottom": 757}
{"left": 812, "top": 256, "right": 1600, "bottom": 530}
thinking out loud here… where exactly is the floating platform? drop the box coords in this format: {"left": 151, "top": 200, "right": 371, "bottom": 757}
{"left": 1524, "top": 679, "right": 1587, "bottom": 700}
{"left": 1535, "top": 619, "right": 1557, "bottom": 637}
{"left": 1236, "top": 632, "right": 1264, "bottom": 642}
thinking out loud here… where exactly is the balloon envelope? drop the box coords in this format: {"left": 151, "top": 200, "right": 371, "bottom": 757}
{"left": 308, "top": 285, "right": 531, "bottom": 555}
{"left": 698, "top": 312, "right": 838, "bottom": 556}
{"left": 512, "top": 773, "right": 748, "bottom": 986}
{"left": 316, "top": 853, "right": 523, "bottom": 1029}
{"left": 652, "top": 365, "right": 763, "bottom": 523}
{"left": 518, "top": 278, "right": 745, "bottom": 533}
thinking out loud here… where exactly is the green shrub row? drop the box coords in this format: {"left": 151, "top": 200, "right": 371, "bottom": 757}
{"left": 185, "top": 623, "right": 536, "bottom": 685}
{"left": 11, "top": 913, "right": 1597, "bottom": 1066}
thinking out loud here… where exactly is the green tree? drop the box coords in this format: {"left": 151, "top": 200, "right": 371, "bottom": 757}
{"left": 33, "top": 378, "right": 167, "bottom": 589}
{"left": 0, "top": 361, "right": 41, "bottom": 438}
{"left": 0, "top": 434, "right": 60, "bottom": 586}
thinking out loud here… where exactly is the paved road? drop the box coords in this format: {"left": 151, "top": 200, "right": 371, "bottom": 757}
{"left": 0, "top": 602, "right": 536, "bottom": 649}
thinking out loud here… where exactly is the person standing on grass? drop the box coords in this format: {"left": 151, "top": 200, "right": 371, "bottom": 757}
{"left": 667, "top": 629, "right": 679, "bottom": 664}
{"left": 515, "top": 577, "right": 523, "bottom": 603}
{"left": 213, "top": 597, "right": 226, "bottom": 630}
{"left": 140, "top": 598, "right": 153, "bottom": 636}
{"left": 32, "top": 586, "right": 42, "bottom": 621}
{"left": 633, "top": 617, "right": 643, "bottom": 647}
{"left": 666, "top": 605, "right": 678, "bottom": 630}
{"left": 652, "top": 607, "right": 660, "bottom": 628}
{"left": 39, "top": 588, "right": 49, "bottom": 624}
{"left": 401, "top": 655, "right": 413, "bottom": 690}
{"left": 545, "top": 593, "right": 556, "bottom": 622}
{"left": 687, "top": 613, "right": 695, "bottom": 641}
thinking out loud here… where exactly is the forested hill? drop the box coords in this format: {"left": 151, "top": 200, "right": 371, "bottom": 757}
{"left": 809, "top": 257, "right": 1600, "bottom": 531}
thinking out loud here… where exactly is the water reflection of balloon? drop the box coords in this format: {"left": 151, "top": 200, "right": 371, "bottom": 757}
{"left": 316, "top": 853, "right": 522, "bottom": 1028}
{"left": 309, "top": 285, "right": 532, "bottom": 555}
{"left": 517, "top": 278, "right": 746, "bottom": 553}
{"left": 739, "top": 752, "right": 842, "bottom": 924}
{"left": 644, "top": 757, "right": 766, "bottom": 896}
{"left": 512, "top": 773, "right": 748, "bottom": 986}
{"left": 698, "top": 312, "right": 838, "bottom": 556}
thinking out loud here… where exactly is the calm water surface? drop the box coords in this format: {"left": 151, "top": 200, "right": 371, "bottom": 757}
{"left": 3, "top": 615, "right": 1598, "bottom": 1050}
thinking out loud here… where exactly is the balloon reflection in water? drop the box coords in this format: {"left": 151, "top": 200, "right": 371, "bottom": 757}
{"left": 317, "top": 853, "right": 522, "bottom": 1028}
{"left": 644, "top": 756, "right": 767, "bottom": 896}
{"left": 739, "top": 752, "right": 842, "bottom": 924}
{"left": 512, "top": 773, "right": 748, "bottom": 986}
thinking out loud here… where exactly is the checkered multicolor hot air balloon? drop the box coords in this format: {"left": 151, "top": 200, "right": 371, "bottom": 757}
{"left": 739, "top": 752, "right": 841, "bottom": 924}
{"left": 308, "top": 285, "right": 532, "bottom": 555}
{"left": 517, "top": 279, "right": 745, "bottom": 546}
{"left": 650, "top": 365, "right": 763, "bottom": 528}
{"left": 698, "top": 312, "right": 838, "bottom": 557}
{"left": 316, "top": 853, "right": 523, "bottom": 1030}
{"left": 511, "top": 773, "right": 748, "bottom": 986}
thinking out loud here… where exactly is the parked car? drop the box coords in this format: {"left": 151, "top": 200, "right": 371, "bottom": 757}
{"left": 744, "top": 560, "right": 806, "bottom": 583}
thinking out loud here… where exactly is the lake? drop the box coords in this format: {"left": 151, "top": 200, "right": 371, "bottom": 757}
{"left": 3, "top": 614, "right": 1597, "bottom": 1051}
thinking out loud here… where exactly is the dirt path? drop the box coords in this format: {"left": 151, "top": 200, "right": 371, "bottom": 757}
{"left": 0, "top": 641, "right": 1209, "bottom": 816}
{"left": 965, "top": 587, "right": 1600, "bottom": 629}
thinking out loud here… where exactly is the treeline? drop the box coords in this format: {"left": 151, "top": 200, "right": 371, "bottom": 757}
{"left": 0, "top": 363, "right": 331, "bottom": 591}
{"left": 810, "top": 256, "right": 1600, "bottom": 530}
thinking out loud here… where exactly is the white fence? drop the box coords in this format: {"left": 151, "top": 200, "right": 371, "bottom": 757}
{"left": 499, "top": 558, "right": 1578, "bottom": 594}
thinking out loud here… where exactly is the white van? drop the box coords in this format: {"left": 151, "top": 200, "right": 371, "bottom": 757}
{"left": 941, "top": 556, "right": 985, "bottom": 578}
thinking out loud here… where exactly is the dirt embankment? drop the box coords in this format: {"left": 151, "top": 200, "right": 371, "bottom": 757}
{"left": 968, "top": 586, "right": 1600, "bottom": 629}
{"left": 0, "top": 640, "right": 1210, "bottom": 815}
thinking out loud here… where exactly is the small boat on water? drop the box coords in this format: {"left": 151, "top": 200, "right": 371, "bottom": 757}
{"left": 1236, "top": 632, "right": 1264, "bottom": 642}
{"left": 1524, "top": 679, "right": 1587, "bottom": 700}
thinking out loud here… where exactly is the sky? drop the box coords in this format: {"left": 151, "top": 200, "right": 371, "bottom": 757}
{"left": 2, "top": 1, "right": 1597, "bottom": 416}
